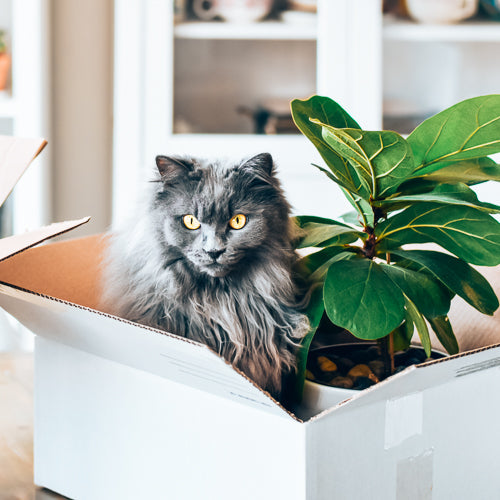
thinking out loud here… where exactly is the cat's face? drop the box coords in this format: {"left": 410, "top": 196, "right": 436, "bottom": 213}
{"left": 152, "top": 154, "right": 290, "bottom": 278}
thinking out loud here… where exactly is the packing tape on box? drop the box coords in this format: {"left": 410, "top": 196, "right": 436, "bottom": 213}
{"left": 384, "top": 391, "right": 423, "bottom": 450}
{"left": 396, "top": 449, "right": 434, "bottom": 500}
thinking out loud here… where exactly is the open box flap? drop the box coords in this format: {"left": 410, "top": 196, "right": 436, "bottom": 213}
{"left": 0, "top": 283, "right": 291, "bottom": 418}
{"left": 0, "top": 136, "right": 47, "bottom": 208}
{"left": 0, "top": 217, "right": 90, "bottom": 263}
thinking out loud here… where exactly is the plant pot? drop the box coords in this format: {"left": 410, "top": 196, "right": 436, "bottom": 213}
{"left": 0, "top": 52, "right": 11, "bottom": 91}
{"left": 302, "top": 343, "right": 446, "bottom": 413}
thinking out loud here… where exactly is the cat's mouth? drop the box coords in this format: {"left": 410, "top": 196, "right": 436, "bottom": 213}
{"left": 201, "top": 261, "right": 230, "bottom": 278}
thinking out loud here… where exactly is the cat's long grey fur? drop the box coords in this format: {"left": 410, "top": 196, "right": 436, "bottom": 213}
{"left": 101, "top": 153, "right": 309, "bottom": 399}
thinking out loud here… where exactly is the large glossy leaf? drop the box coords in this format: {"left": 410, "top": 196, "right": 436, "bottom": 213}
{"left": 291, "top": 96, "right": 363, "bottom": 195}
{"left": 294, "top": 218, "right": 362, "bottom": 249}
{"left": 404, "top": 295, "right": 431, "bottom": 357}
{"left": 379, "top": 262, "right": 452, "bottom": 318}
{"left": 323, "top": 258, "right": 405, "bottom": 340}
{"left": 414, "top": 156, "right": 500, "bottom": 184}
{"left": 296, "top": 246, "right": 358, "bottom": 281}
{"left": 388, "top": 249, "right": 499, "bottom": 315}
{"left": 375, "top": 202, "right": 500, "bottom": 266}
{"left": 318, "top": 123, "right": 415, "bottom": 199}
{"left": 374, "top": 183, "right": 500, "bottom": 214}
{"left": 428, "top": 316, "right": 459, "bottom": 355}
{"left": 408, "top": 95, "right": 500, "bottom": 171}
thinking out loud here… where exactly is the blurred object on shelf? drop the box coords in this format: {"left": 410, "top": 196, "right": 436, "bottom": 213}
{"left": 383, "top": 99, "right": 436, "bottom": 135}
{"left": 286, "top": 0, "right": 317, "bottom": 13}
{"left": 191, "top": 0, "right": 274, "bottom": 23}
{"left": 173, "top": 116, "right": 195, "bottom": 134}
{"left": 0, "top": 30, "right": 11, "bottom": 92}
{"left": 405, "top": 0, "right": 478, "bottom": 23}
{"left": 479, "top": 0, "right": 500, "bottom": 19}
{"left": 383, "top": 0, "right": 409, "bottom": 16}
{"left": 238, "top": 98, "right": 298, "bottom": 134}
{"left": 280, "top": 9, "right": 316, "bottom": 25}
{"left": 174, "top": 0, "right": 187, "bottom": 23}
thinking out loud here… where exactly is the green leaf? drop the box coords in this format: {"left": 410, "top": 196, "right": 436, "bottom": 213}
{"left": 295, "top": 284, "right": 325, "bottom": 400}
{"left": 311, "top": 163, "right": 362, "bottom": 198}
{"left": 296, "top": 246, "right": 358, "bottom": 281}
{"left": 339, "top": 210, "right": 363, "bottom": 225}
{"left": 323, "top": 258, "right": 405, "bottom": 340}
{"left": 393, "top": 322, "right": 413, "bottom": 352}
{"left": 379, "top": 262, "right": 452, "bottom": 318}
{"left": 428, "top": 316, "right": 459, "bottom": 355}
{"left": 317, "top": 122, "right": 415, "bottom": 199}
{"left": 374, "top": 183, "right": 500, "bottom": 214}
{"left": 375, "top": 202, "right": 500, "bottom": 266}
{"left": 407, "top": 95, "right": 500, "bottom": 171}
{"left": 291, "top": 96, "right": 363, "bottom": 195}
{"left": 294, "top": 219, "right": 361, "bottom": 249}
{"left": 294, "top": 215, "right": 353, "bottom": 227}
{"left": 341, "top": 188, "right": 374, "bottom": 227}
{"left": 414, "top": 156, "right": 500, "bottom": 184}
{"left": 404, "top": 295, "right": 431, "bottom": 357}
{"left": 388, "top": 249, "right": 499, "bottom": 315}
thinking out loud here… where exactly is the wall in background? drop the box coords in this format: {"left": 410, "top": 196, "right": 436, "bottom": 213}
{"left": 50, "top": 0, "right": 113, "bottom": 236}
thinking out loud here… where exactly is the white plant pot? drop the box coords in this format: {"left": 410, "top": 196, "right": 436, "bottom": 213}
{"left": 302, "top": 379, "right": 356, "bottom": 413}
{"left": 406, "top": 0, "right": 478, "bottom": 24}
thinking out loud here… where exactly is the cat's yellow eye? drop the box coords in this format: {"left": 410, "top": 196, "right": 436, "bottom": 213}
{"left": 183, "top": 214, "right": 201, "bottom": 230}
{"left": 229, "top": 214, "right": 247, "bottom": 230}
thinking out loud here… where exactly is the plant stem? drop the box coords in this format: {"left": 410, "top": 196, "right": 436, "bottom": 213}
{"left": 378, "top": 333, "right": 395, "bottom": 379}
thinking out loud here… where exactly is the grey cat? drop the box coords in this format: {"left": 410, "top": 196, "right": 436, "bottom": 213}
{"left": 101, "top": 153, "right": 309, "bottom": 399}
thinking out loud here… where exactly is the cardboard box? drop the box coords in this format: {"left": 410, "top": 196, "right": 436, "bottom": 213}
{"left": 1, "top": 137, "right": 500, "bottom": 499}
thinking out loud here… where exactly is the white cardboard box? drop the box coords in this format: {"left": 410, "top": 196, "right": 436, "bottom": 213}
{"left": 1, "top": 137, "right": 500, "bottom": 499}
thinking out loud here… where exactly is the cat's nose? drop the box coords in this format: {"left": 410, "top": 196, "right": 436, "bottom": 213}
{"left": 206, "top": 249, "right": 225, "bottom": 260}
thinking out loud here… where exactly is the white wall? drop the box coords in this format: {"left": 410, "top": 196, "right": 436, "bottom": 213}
{"left": 50, "top": 0, "right": 114, "bottom": 236}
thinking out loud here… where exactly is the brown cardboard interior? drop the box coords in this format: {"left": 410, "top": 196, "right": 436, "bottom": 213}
{"left": 0, "top": 234, "right": 107, "bottom": 311}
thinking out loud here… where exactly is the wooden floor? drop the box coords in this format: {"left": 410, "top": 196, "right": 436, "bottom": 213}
{"left": 0, "top": 353, "right": 67, "bottom": 500}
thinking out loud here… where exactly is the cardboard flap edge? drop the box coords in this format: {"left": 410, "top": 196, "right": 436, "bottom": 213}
{"left": 0, "top": 217, "right": 91, "bottom": 263}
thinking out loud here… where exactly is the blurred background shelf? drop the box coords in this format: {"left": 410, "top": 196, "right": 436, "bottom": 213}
{"left": 113, "top": 0, "right": 500, "bottom": 226}
{"left": 174, "top": 19, "right": 317, "bottom": 40}
{"left": 384, "top": 15, "right": 500, "bottom": 42}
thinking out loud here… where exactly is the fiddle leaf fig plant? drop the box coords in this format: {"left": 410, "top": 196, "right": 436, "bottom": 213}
{"left": 291, "top": 95, "right": 500, "bottom": 384}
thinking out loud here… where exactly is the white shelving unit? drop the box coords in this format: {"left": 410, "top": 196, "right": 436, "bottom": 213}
{"left": 113, "top": 1, "right": 500, "bottom": 225}
{"left": 0, "top": 0, "right": 50, "bottom": 234}
{"left": 113, "top": 0, "right": 382, "bottom": 225}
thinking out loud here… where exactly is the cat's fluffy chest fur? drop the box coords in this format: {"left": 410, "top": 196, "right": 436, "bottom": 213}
{"left": 101, "top": 153, "right": 309, "bottom": 399}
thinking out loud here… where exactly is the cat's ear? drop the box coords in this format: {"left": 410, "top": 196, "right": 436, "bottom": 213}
{"left": 241, "top": 153, "right": 275, "bottom": 178}
{"left": 156, "top": 156, "right": 193, "bottom": 182}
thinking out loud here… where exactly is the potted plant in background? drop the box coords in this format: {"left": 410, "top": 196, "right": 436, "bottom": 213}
{"left": 290, "top": 94, "right": 500, "bottom": 409}
{"left": 0, "top": 30, "right": 11, "bottom": 92}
